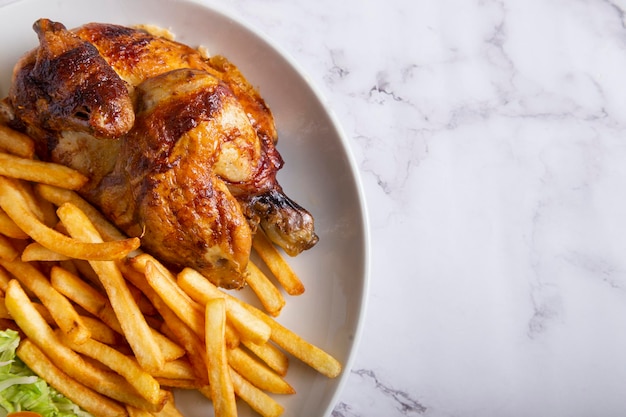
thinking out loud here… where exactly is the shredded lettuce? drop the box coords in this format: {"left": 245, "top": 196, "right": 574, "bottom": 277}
{"left": 0, "top": 330, "right": 92, "bottom": 417}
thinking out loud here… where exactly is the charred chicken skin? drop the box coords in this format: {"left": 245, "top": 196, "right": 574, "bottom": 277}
{"left": 7, "top": 19, "right": 318, "bottom": 288}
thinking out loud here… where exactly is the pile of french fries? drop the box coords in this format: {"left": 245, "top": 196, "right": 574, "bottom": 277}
{"left": 0, "top": 121, "right": 341, "bottom": 417}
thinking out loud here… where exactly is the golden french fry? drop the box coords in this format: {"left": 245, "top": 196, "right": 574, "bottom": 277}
{"left": 154, "top": 378, "right": 201, "bottom": 390}
{"left": 240, "top": 339, "right": 289, "bottom": 377}
{"left": 0, "top": 124, "right": 35, "bottom": 158}
{"left": 57, "top": 203, "right": 165, "bottom": 373}
{"left": 8, "top": 179, "right": 47, "bottom": 223}
{"left": 142, "top": 260, "right": 205, "bottom": 338}
{"left": 127, "top": 400, "right": 186, "bottom": 417}
{"left": 205, "top": 298, "right": 237, "bottom": 417}
{"left": 17, "top": 339, "right": 127, "bottom": 417}
{"left": 0, "top": 125, "right": 33, "bottom": 157}
{"left": 33, "top": 188, "right": 59, "bottom": 229}
{"left": 4, "top": 279, "right": 167, "bottom": 411}
{"left": 70, "top": 259, "right": 104, "bottom": 289}
{"left": 79, "top": 315, "right": 119, "bottom": 345}
{"left": 0, "top": 178, "right": 140, "bottom": 260}
{"left": 130, "top": 255, "right": 246, "bottom": 347}
{"left": 35, "top": 184, "right": 129, "bottom": 242}
{"left": 51, "top": 266, "right": 184, "bottom": 361}
{"left": 0, "top": 208, "right": 29, "bottom": 239}
{"left": 0, "top": 151, "right": 88, "bottom": 189}
{"left": 150, "top": 358, "right": 196, "bottom": 381}
{"left": 131, "top": 254, "right": 177, "bottom": 282}
{"left": 227, "top": 346, "right": 295, "bottom": 395}
{"left": 253, "top": 230, "right": 304, "bottom": 295}
{"left": 150, "top": 398, "right": 185, "bottom": 417}
{"left": 153, "top": 335, "right": 185, "bottom": 362}
{"left": 0, "top": 258, "right": 91, "bottom": 344}
{"left": 21, "top": 242, "right": 71, "bottom": 261}
{"left": 0, "top": 265, "right": 10, "bottom": 292}
{"left": 245, "top": 262, "right": 285, "bottom": 317}
{"left": 248, "top": 304, "right": 342, "bottom": 378}
{"left": 177, "top": 268, "right": 270, "bottom": 345}
{"left": 50, "top": 265, "right": 121, "bottom": 329}
{"left": 191, "top": 274, "right": 340, "bottom": 378}
{"left": 230, "top": 369, "right": 284, "bottom": 417}
{"left": 0, "top": 234, "right": 19, "bottom": 261}
{"left": 58, "top": 330, "right": 162, "bottom": 404}
{"left": 126, "top": 405, "right": 153, "bottom": 417}
{"left": 224, "top": 322, "right": 241, "bottom": 350}
{"left": 121, "top": 262, "right": 210, "bottom": 386}
{"left": 127, "top": 280, "right": 159, "bottom": 317}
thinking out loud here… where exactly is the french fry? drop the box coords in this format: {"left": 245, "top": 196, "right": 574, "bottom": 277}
{"left": 246, "top": 304, "right": 342, "bottom": 379}
{"left": 0, "top": 234, "right": 19, "bottom": 261}
{"left": 120, "top": 262, "right": 209, "bottom": 386}
{"left": 151, "top": 398, "right": 186, "bottom": 417}
{"left": 154, "top": 378, "right": 201, "bottom": 390}
{"left": 4, "top": 279, "right": 167, "bottom": 411}
{"left": 252, "top": 230, "right": 304, "bottom": 295}
{"left": 21, "top": 242, "right": 71, "bottom": 261}
{"left": 79, "top": 315, "right": 119, "bottom": 345}
{"left": 71, "top": 259, "right": 104, "bottom": 289}
{"left": 0, "top": 208, "right": 29, "bottom": 239}
{"left": 9, "top": 178, "right": 47, "bottom": 223}
{"left": 177, "top": 268, "right": 271, "bottom": 345}
{"left": 127, "top": 280, "right": 159, "bottom": 317}
{"left": 17, "top": 339, "right": 127, "bottom": 417}
{"left": 57, "top": 203, "right": 165, "bottom": 373}
{"left": 227, "top": 346, "right": 295, "bottom": 395}
{"left": 150, "top": 358, "right": 196, "bottom": 381}
{"left": 50, "top": 265, "right": 122, "bottom": 330}
{"left": 205, "top": 298, "right": 237, "bottom": 417}
{"left": 142, "top": 260, "right": 205, "bottom": 339}
{"left": 230, "top": 369, "right": 284, "bottom": 417}
{"left": 0, "top": 178, "right": 140, "bottom": 260}
{"left": 240, "top": 339, "right": 289, "bottom": 377}
{"left": 35, "top": 184, "right": 129, "bottom": 242}
{"left": 183, "top": 267, "right": 341, "bottom": 378}
{"left": 0, "top": 124, "right": 35, "bottom": 159}
{"left": 246, "top": 262, "right": 285, "bottom": 317}
{"left": 130, "top": 254, "right": 177, "bottom": 282}
{"left": 130, "top": 255, "right": 243, "bottom": 348}
{"left": 0, "top": 265, "right": 10, "bottom": 292}
{"left": 126, "top": 405, "right": 153, "bottom": 417}
{"left": 50, "top": 266, "right": 184, "bottom": 361}
{"left": 128, "top": 398, "right": 185, "bottom": 417}
{"left": 0, "top": 257, "right": 91, "bottom": 344}
{"left": 0, "top": 151, "right": 88, "bottom": 189}
{"left": 58, "top": 331, "right": 162, "bottom": 404}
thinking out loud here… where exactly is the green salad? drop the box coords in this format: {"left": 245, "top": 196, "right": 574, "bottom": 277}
{"left": 0, "top": 329, "right": 91, "bottom": 417}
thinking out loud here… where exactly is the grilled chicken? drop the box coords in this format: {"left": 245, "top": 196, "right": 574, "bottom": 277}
{"left": 7, "top": 19, "right": 318, "bottom": 288}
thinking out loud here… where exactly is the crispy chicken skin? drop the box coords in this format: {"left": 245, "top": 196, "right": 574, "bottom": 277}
{"left": 7, "top": 19, "right": 318, "bottom": 287}
{"left": 10, "top": 19, "right": 134, "bottom": 139}
{"left": 92, "top": 69, "right": 254, "bottom": 287}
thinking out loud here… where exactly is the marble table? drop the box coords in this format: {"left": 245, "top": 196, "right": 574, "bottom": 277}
{"left": 222, "top": 0, "right": 626, "bottom": 416}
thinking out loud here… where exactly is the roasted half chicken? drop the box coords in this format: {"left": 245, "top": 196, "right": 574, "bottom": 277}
{"left": 6, "top": 19, "right": 318, "bottom": 288}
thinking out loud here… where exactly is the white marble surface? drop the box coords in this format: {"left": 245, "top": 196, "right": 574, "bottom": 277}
{"left": 217, "top": 0, "right": 626, "bottom": 416}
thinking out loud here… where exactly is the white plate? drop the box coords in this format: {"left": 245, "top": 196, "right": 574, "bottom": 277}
{"left": 0, "top": 1, "right": 370, "bottom": 416}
